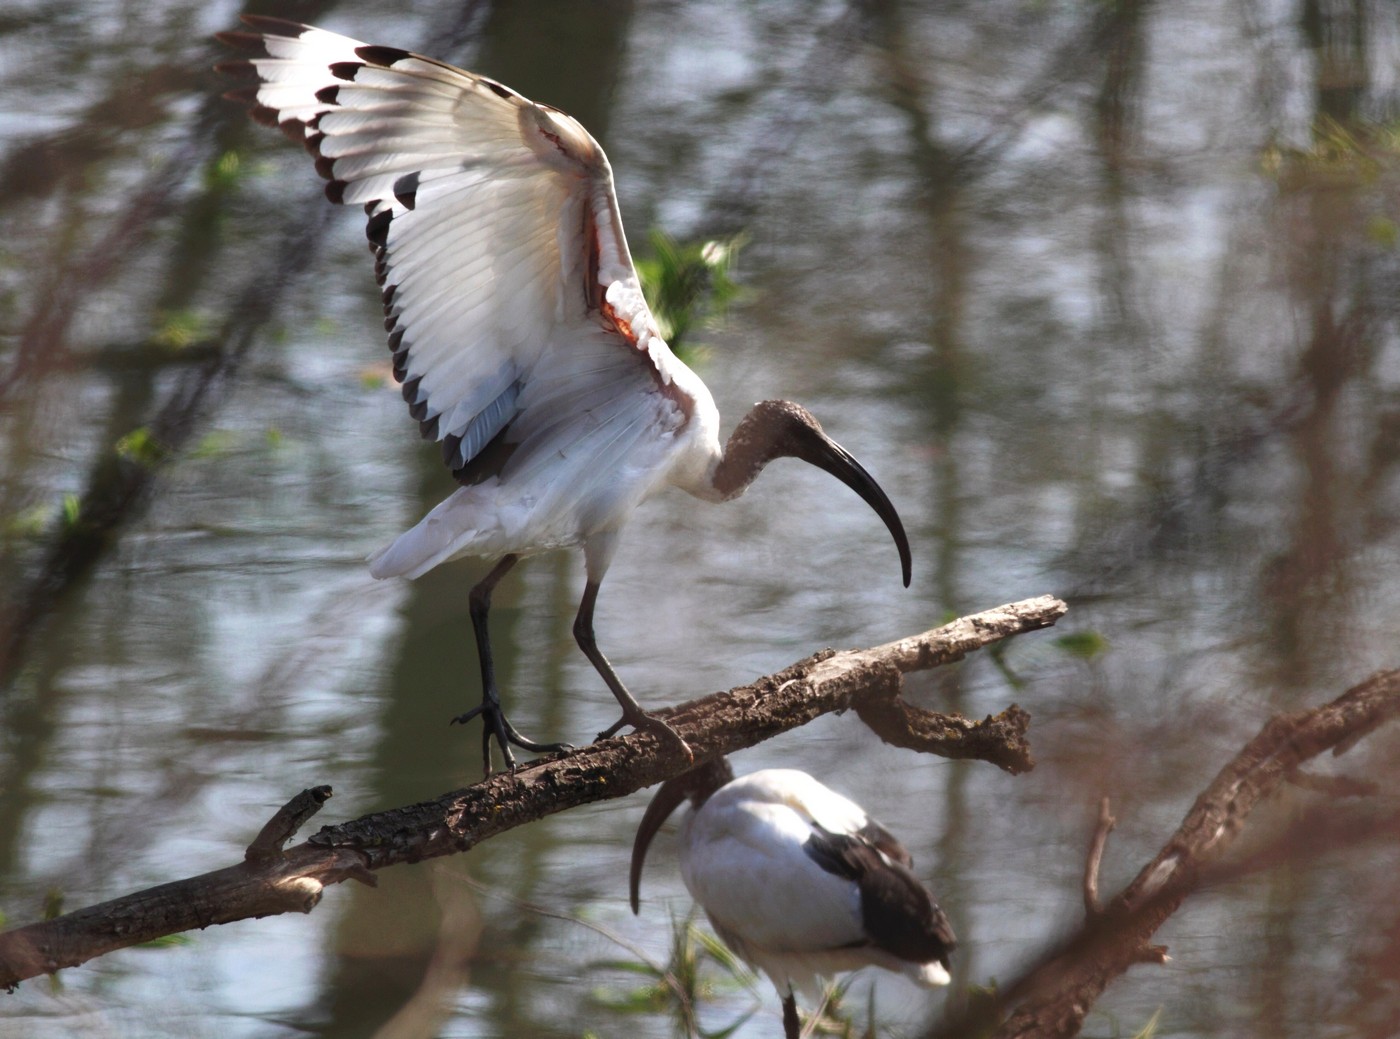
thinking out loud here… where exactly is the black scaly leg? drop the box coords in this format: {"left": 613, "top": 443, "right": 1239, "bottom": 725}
{"left": 573, "top": 580, "right": 691, "bottom": 760}
{"left": 451, "top": 554, "right": 573, "bottom": 772}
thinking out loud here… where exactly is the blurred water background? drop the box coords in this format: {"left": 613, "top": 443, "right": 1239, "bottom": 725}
{"left": 2, "top": 1, "right": 1399, "bottom": 1036}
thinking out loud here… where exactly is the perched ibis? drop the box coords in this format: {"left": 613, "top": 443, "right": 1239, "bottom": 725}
{"left": 217, "top": 19, "right": 912, "bottom": 768}
{"left": 631, "top": 761, "right": 956, "bottom": 1038}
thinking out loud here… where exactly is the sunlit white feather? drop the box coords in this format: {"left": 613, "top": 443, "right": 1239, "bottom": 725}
{"left": 678, "top": 769, "right": 949, "bottom": 1000}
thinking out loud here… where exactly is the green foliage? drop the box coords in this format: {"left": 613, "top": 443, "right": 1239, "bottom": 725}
{"left": 61, "top": 493, "right": 82, "bottom": 529}
{"left": 42, "top": 889, "right": 63, "bottom": 920}
{"left": 806, "top": 981, "right": 879, "bottom": 1038}
{"left": 1130, "top": 1008, "right": 1164, "bottom": 1039}
{"left": 1052, "top": 630, "right": 1110, "bottom": 660}
{"left": 203, "top": 150, "right": 243, "bottom": 191}
{"left": 191, "top": 430, "right": 236, "bottom": 459}
{"left": 1366, "top": 214, "right": 1399, "bottom": 249}
{"left": 634, "top": 230, "right": 745, "bottom": 362}
{"left": 589, "top": 914, "right": 757, "bottom": 1039}
{"left": 152, "top": 308, "right": 211, "bottom": 350}
{"left": 114, "top": 426, "right": 166, "bottom": 467}
{"left": 2, "top": 503, "right": 50, "bottom": 540}
{"left": 134, "top": 934, "right": 194, "bottom": 950}
{"left": 1258, "top": 116, "right": 1400, "bottom": 187}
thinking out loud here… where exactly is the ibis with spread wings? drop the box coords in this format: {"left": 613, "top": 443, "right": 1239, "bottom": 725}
{"left": 218, "top": 19, "right": 912, "bottom": 768}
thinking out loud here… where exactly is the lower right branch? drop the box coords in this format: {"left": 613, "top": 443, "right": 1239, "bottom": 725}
{"left": 930, "top": 667, "right": 1400, "bottom": 1039}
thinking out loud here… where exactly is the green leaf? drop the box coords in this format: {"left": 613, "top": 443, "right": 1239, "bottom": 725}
{"left": 114, "top": 426, "right": 166, "bottom": 466}
{"left": 1131, "top": 1007, "right": 1164, "bottom": 1039}
{"left": 589, "top": 984, "right": 666, "bottom": 1013}
{"left": 152, "top": 309, "right": 210, "bottom": 350}
{"left": 191, "top": 430, "right": 236, "bottom": 460}
{"left": 2, "top": 504, "right": 51, "bottom": 539}
{"left": 134, "top": 934, "right": 194, "bottom": 949}
{"left": 1366, "top": 215, "right": 1399, "bottom": 248}
{"left": 586, "top": 957, "right": 663, "bottom": 978}
{"left": 693, "top": 926, "right": 750, "bottom": 978}
{"left": 699, "top": 1007, "right": 758, "bottom": 1039}
{"left": 635, "top": 229, "right": 746, "bottom": 360}
{"left": 204, "top": 149, "right": 242, "bottom": 190}
{"left": 42, "top": 889, "right": 63, "bottom": 920}
{"left": 1052, "top": 630, "right": 1110, "bottom": 660}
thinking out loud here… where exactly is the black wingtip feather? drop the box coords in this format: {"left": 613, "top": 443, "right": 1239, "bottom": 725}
{"left": 325, "top": 180, "right": 347, "bottom": 204}
{"left": 356, "top": 44, "right": 411, "bottom": 66}
{"left": 248, "top": 105, "right": 281, "bottom": 128}
{"left": 367, "top": 210, "right": 393, "bottom": 250}
{"left": 441, "top": 433, "right": 465, "bottom": 470}
{"left": 329, "top": 61, "right": 361, "bottom": 82}
{"left": 392, "top": 171, "right": 419, "bottom": 210}
{"left": 315, "top": 84, "right": 341, "bottom": 105}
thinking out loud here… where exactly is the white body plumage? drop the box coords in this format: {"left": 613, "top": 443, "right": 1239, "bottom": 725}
{"left": 632, "top": 763, "right": 956, "bottom": 1039}
{"left": 679, "top": 769, "right": 952, "bottom": 998}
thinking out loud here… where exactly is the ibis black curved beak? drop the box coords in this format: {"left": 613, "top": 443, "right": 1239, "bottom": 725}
{"left": 802, "top": 436, "right": 913, "bottom": 588}
{"left": 629, "top": 757, "right": 734, "bottom": 914}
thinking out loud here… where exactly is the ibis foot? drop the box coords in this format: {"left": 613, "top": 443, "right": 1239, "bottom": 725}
{"left": 452, "top": 700, "right": 574, "bottom": 774}
{"left": 597, "top": 708, "right": 692, "bottom": 761}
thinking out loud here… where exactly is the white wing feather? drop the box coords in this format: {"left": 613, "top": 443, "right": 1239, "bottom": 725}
{"left": 679, "top": 778, "right": 869, "bottom": 999}
{"left": 222, "top": 18, "right": 711, "bottom": 576}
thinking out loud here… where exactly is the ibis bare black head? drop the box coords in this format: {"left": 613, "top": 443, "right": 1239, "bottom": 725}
{"left": 714, "top": 400, "right": 912, "bottom": 587}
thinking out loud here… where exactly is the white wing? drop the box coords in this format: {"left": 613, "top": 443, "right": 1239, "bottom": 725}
{"left": 219, "top": 17, "right": 693, "bottom": 495}
{"left": 680, "top": 797, "right": 867, "bottom": 998}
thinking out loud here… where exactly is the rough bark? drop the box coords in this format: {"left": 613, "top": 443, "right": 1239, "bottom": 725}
{"left": 0, "top": 595, "right": 1065, "bottom": 990}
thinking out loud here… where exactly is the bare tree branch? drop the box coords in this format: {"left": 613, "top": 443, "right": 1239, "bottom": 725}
{"left": 0, "top": 595, "right": 1065, "bottom": 990}
{"left": 927, "top": 667, "right": 1400, "bottom": 1039}
{"left": 1082, "top": 797, "right": 1115, "bottom": 918}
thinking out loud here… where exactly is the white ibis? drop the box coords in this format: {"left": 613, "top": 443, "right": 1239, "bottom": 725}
{"left": 631, "top": 761, "right": 956, "bottom": 1038}
{"left": 217, "top": 19, "right": 912, "bottom": 768}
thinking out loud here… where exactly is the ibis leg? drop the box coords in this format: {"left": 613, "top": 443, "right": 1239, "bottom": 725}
{"left": 573, "top": 581, "right": 691, "bottom": 760}
{"left": 451, "top": 554, "right": 573, "bottom": 771}
{"left": 782, "top": 993, "right": 800, "bottom": 1039}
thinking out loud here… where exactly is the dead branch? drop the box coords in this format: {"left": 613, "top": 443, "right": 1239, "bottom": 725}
{"left": 1081, "top": 797, "right": 1115, "bottom": 917}
{"left": 0, "top": 595, "right": 1064, "bottom": 990}
{"left": 927, "top": 667, "right": 1400, "bottom": 1039}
